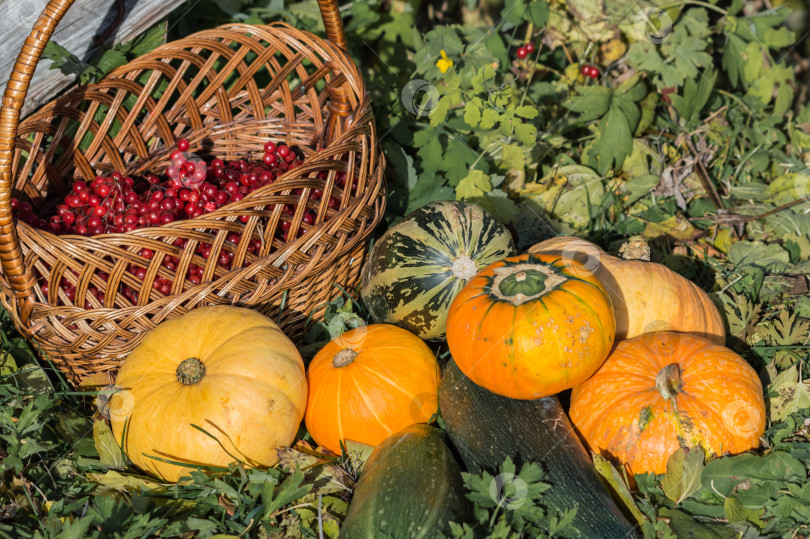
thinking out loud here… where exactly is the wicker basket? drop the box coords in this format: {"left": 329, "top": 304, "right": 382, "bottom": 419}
{"left": 0, "top": 0, "right": 385, "bottom": 384}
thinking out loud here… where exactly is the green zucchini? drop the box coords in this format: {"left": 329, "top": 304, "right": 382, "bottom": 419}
{"left": 439, "top": 359, "right": 639, "bottom": 538}
{"left": 339, "top": 423, "right": 470, "bottom": 538}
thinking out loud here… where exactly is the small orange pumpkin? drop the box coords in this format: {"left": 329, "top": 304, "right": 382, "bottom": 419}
{"left": 305, "top": 324, "right": 440, "bottom": 454}
{"left": 569, "top": 331, "right": 765, "bottom": 476}
{"left": 446, "top": 252, "right": 615, "bottom": 400}
{"left": 529, "top": 237, "right": 726, "bottom": 344}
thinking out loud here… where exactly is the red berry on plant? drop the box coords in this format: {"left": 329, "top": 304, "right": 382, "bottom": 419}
{"left": 516, "top": 46, "right": 528, "bottom": 59}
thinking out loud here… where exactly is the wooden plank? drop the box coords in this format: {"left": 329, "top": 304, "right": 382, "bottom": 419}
{"left": 0, "top": 0, "right": 187, "bottom": 118}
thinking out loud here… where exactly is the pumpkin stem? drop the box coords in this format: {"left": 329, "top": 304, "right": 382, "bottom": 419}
{"left": 176, "top": 358, "right": 205, "bottom": 385}
{"left": 490, "top": 262, "right": 567, "bottom": 306}
{"left": 655, "top": 363, "right": 682, "bottom": 401}
{"left": 333, "top": 349, "right": 358, "bottom": 368}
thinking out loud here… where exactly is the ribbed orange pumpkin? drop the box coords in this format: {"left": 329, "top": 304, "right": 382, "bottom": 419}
{"left": 570, "top": 331, "right": 765, "bottom": 476}
{"left": 109, "top": 306, "right": 307, "bottom": 482}
{"left": 529, "top": 237, "right": 726, "bottom": 344}
{"left": 446, "top": 252, "right": 616, "bottom": 400}
{"left": 305, "top": 324, "right": 441, "bottom": 454}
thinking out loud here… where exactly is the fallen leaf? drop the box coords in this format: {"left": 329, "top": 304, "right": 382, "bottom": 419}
{"left": 93, "top": 421, "right": 125, "bottom": 469}
{"left": 592, "top": 453, "right": 648, "bottom": 526}
{"left": 767, "top": 364, "right": 810, "bottom": 423}
{"left": 644, "top": 214, "right": 702, "bottom": 242}
{"left": 86, "top": 470, "right": 166, "bottom": 493}
{"left": 662, "top": 446, "right": 704, "bottom": 505}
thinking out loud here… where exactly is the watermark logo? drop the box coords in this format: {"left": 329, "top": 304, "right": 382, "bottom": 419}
{"left": 8, "top": 1, "right": 43, "bottom": 31}
{"left": 97, "top": 385, "right": 135, "bottom": 422}
{"left": 489, "top": 472, "right": 528, "bottom": 510}
{"left": 634, "top": 8, "right": 674, "bottom": 45}
{"left": 401, "top": 79, "right": 440, "bottom": 118}
{"left": 168, "top": 151, "right": 207, "bottom": 189}
{"left": 332, "top": 320, "right": 369, "bottom": 350}
{"left": 722, "top": 399, "right": 763, "bottom": 437}
{"left": 560, "top": 239, "right": 602, "bottom": 277}
{"left": 643, "top": 320, "right": 675, "bottom": 334}
{"left": 409, "top": 391, "right": 439, "bottom": 423}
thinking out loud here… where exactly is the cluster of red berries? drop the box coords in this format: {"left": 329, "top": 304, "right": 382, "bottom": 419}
{"left": 515, "top": 42, "right": 535, "bottom": 60}
{"left": 580, "top": 65, "right": 600, "bottom": 79}
{"left": 12, "top": 138, "right": 352, "bottom": 308}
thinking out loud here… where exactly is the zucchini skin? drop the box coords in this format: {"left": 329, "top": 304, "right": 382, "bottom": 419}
{"left": 339, "top": 424, "right": 471, "bottom": 539}
{"left": 439, "top": 359, "right": 640, "bottom": 538}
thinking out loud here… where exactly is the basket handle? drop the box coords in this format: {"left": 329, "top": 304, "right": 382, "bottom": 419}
{"left": 317, "top": 0, "right": 348, "bottom": 51}
{"left": 0, "top": 0, "right": 346, "bottom": 326}
{"left": 0, "top": 0, "right": 76, "bottom": 325}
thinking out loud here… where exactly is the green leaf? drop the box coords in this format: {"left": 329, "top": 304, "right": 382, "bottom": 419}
{"left": 515, "top": 105, "right": 538, "bottom": 119}
{"left": 406, "top": 174, "right": 455, "bottom": 214}
{"left": 125, "top": 23, "right": 166, "bottom": 57}
{"left": 728, "top": 241, "right": 791, "bottom": 272}
{"left": 93, "top": 421, "right": 125, "bottom": 469}
{"left": 564, "top": 86, "right": 612, "bottom": 123}
{"left": 635, "top": 93, "right": 658, "bottom": 136}
{"left": 661, "top": 446, "right": 704, "bottom": 505}
{"left": 587, "top": 105, "right": 633, "bottom": 174}
{"left": 659, "top": 508, "right": 737, "bottom": 538}
{"left": 464, "top": 101, "right": 481, "bottom": 127}
{"left": 702, "top": 451, "right": 805, "bottom": 502}
{"left": 722, "top": 32, "right": 747, "bottom": 87}
{"left": 263, "top": 469, "right": 312, "bottom": 517}
{"left": 669, "top": 70, "right": 717, "bottom": 127}
{"left": 501, "top": 144, "right": 525, "bottom": 170}
{"left": 441, "top": 138, "right": 479, "bottom": 185}
{"left": 724, "top": 497, "right": 766, "bottom": 528}
{"left": 479, "top": 109, "right": 500, "bottom": 130}
{"left": 43, "top": 41, "right": 91, "bottom": 76}
{"left": 514, "top": 122, "right": 537, "bottom": 145}
{"left": 526, "top": 1, "right": 549, "bottom": 26}
{"left": 763, "top": 26, "right": 794, "bottom": 48}
{"left": 501, "top": 0, "right": 527, "bottom": 25}
{"left": 469, "top": 190, "right": 517, "bottom": 225}
{"left": 456, "top": 170, "right": 492, "bottom": 199}
{"left": 95, "top": 49, "right": 128, "bottom": 76}
{"left": 429, "top": 95, "right": 453, "bottom": 127}
{"left": 58, "top": 516, "right": 94, "bottom": 539}
{"left": 424, "top": 26, "right": 465, "bottom": 56}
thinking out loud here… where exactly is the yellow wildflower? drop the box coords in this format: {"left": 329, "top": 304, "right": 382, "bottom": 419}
{"left": 436, "top": 49, "right": 453, "bottom": 73}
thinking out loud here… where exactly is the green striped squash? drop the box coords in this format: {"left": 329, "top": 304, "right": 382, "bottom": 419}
{"left": 361, "top": 200, "right": 515, "bottom": 340}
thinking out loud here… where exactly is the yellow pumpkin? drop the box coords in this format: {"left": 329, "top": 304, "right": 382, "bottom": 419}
{"left": 109, "top": 305, "right": 307, "bottom": 482}
{"left": 529, "top": 237, "right": 725, "bottom": 344}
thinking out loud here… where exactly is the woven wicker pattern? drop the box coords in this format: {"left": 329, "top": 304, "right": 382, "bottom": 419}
{"left": 0, "top": 2, "right": 385, "bottom": 384}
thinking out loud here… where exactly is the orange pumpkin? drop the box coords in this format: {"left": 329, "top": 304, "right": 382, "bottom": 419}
{"left": 446, "top": 252, "right": 616, "bottom": 400}
{"left": 305, "top": 324, "right": 441, "bottom": 454}
{"left": 529, "top": 237, "right": 726, "bottom": 344}
{"left": 110, "top": 306, "right": 307, "bottom": 482}
{"left": 569, "top": 331, "right": 765, "bottom": 476}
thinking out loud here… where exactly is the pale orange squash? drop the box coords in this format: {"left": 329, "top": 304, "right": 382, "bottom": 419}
{"left": 529, "top": 237, "right": 725, "bottom": 344}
